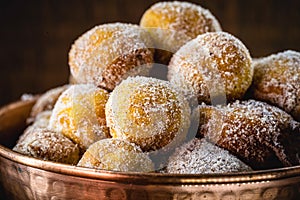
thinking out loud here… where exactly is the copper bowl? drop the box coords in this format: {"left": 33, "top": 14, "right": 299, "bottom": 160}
{"left": 0, "top": 99, "right": 300, "bottom": 200}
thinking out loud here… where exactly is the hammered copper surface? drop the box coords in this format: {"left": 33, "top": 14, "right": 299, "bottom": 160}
{"left": 0, "top": 99, "right": 300, "bottom": 200}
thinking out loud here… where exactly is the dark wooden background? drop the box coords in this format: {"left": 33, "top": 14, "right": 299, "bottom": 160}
{"left": 0, "top": 0, "right": 299, "bottom": 106}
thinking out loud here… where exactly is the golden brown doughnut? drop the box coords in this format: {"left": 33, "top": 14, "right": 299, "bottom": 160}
{"left": 48, "top": 84, "right": 110, "bottom": 150}
{"left": 69, "top": 23, "right": 154, "bottom": 91}
{"left": 13, "top": 126, "right": 80, "bottom": 165}
{"left": 77, "top": 138, "right": 154, "bottom": 172}
{"left": 140, "top": 1, "right": 221, "bottom": 64}
{"left": 168, "top": 32, "right": 253, "bottom": 104}
{"left": 105, "top": 76, "right": 191, "bottom": 151}
{"left": 167, "top": 138, "right": 252, "bottom": 174}
{"left": 197, "top": 100, "right": 300, "bottom": 170}
{"left": 250, "top": 50, "right": 300, "bottom": 121}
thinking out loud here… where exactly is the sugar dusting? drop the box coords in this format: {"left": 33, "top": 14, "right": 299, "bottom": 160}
{"left": 198, "top": 100, "right": 300, "bottom": 169}
{"left": 168, "top": 32, "right": 253, "bottom": 104}
{"left": 251, "top": 50, "right": 300, "bottom": 121}
{"left": 167, "top": 138, "right": 252, "bottom": 174}
{"left": 77, "top": 138, "right": 154, "bottom": 172}
{"left": 140, "top": 1, "right": 222, "bottom": 52}
{"left": 106, "top": 76, "right": 191, "bottom": 151}
{"left": 13, "top": 127, "right": 80, "bottom": 165}
{"left": 69, "top": 23, "right": 154, "bottom": 91}
{"left": 48, "top": 84, "right": 109, "bottom": 150}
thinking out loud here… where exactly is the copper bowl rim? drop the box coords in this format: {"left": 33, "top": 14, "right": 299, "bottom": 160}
{"left": 1, "top": 99, "right": 300, "bottom": 186}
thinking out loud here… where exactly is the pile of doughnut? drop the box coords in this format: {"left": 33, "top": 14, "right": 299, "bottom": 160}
{"left": 13, "top": 1, "right": 300, "bottom": 174}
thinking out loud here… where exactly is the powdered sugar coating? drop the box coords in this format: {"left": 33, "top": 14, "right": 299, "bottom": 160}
{"left": 251, "top": 50, "right": 300, "bottom": 121}
{"left": 167, "top": 138, "right": 252, "bottom": 174}
{"left": 198, "top": 100, "right": 300, "bottom": 170}
{"left": 168, "top": 32, "right": 253, "bottom": 104}
{"left": 69, "top": 23, "right": 154, "bottom": 91}
{"left": 13, "top": 127, "right": 80, "bottom": 165}
{"left": 48, "top": 84, "right": 110, "bottom": 150}
{"left": 106, "top": 76, "right": 191, "bottom": 151}
{"left": 77, "top": 138, "right": 154, "bottom": 172}
{"left": 140, "top": 1, "right": 221, "bottom": 53}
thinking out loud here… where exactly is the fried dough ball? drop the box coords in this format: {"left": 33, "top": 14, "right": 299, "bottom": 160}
{"left": 140, "top": 1, "right": 221, "bottom": 64}
{"left": 105, "top": 76, "right": 191, "bottom": 151}
{"left": 167, "top": 138, "right": 252, "bottom": 174}
{"left": 168, "top": 32, "right": 253, "bottom": 104}
{"left": 48, "top": 84, "right": 110, "bottom": 150}
{"left": 77, "top": 138, "right": 154, "bottom": 172}
{"left": 197, "top": 100, "right": 300, "bottom": 170}
{"left": 250, "top": 50, "right": 300, "bottom": 121}
{"left": 13, "top": 127, "right": 80, "bottom": 165}
{"left": 28, "top": 85, "right": 70, "bottom": 124}
{"left": 69, "top": 23, "right": 154, "bottom": 91}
